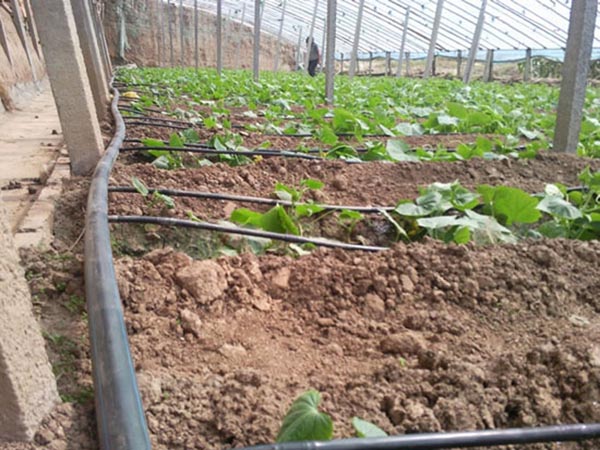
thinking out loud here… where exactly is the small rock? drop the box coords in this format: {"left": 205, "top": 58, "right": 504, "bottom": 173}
{"left": 180, "top": 309, "right": 202, "bottom": 337}
{"left": 328, "top": 343, "right": 344, "bottom": 356}
{"left": 364, "top": 293, "right": 385, "bottom": 315}
{"left": 400, "top": 274, "right": 415, "bottom": 293}
{"left": 271, "top": 267, "right": 291, "bottom": 289}
{"left": 35, "top": 429, "right": 54, "bottom": 445}
{"left": 175, "top": 260, "right": 227, "bottom": 304}
{"left": 380, "top": 331, "right": 426, "bottom": 356}
{"left": 589, "top": 346, "right": 600, "bottom": 368}
{"left": 137, "top": 372, "right": 163, "bottom": 405}
{"left": 332, "top": 176, "right": 347, "bottom": 190}
{"left": 219, "top": 344, "right": 247, "bottom": 359}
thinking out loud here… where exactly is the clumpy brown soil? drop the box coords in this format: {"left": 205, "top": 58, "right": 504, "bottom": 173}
{"left": 115, "top": 239, "right": 600, "bottom": 450}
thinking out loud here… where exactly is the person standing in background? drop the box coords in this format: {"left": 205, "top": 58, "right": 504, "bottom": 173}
{"left": 306, "top": 37, "right": 320, "bottom": 77}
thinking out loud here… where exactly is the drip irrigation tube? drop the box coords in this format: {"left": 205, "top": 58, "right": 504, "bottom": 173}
{"left": 124, "top": 120, "right": 190, "bottom": 130}
{"left": 85, "top": 87, "right": 151, "bottom": 449}
{"left": 120, "top": 145, "right": 323, "bottom": 160}
{"left": 232, "top": 424, "right": 600, "bottom": 450}
{"left": 108, "top": 186, "right": 396, "bottom": 213}
{"left": 108, "top": 215, "right": 389, "bottom": 252}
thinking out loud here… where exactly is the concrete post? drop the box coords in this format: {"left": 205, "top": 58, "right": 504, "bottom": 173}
{"left": 217, "top": 0, "right": 223, "bottom": 75}
{"left": 90, "top": 1, "right": 113, "bottom": 77}
{"left": 30, "top": 0, "right": 104, "bottom": 175}
{"left": 424, "top": 0, "right": 444, "bottom": 78}
{"left": 253, "top": 0, "right": 261, "bottom": 80}
{"left": 9, "top": 0, "right": 37, "bottom": 81}
{"left": 194, "top": 0, "right": 198, "bottom": 70}
{"left": 456, "top": 49, "right": 462, "bottom": 78}
{"left": 295, "top": 25, "right": 302, "bottom": 71}
{"left": 0, "top": 14, "right": 13, "bottom": 66}
{"left": 464, "top": 0, "right": 487, "bottom": 83}
{"left": 325, "top": 0, "right": 336, "bottom": 103}
{"left": 553, "top": 0, "right": 598, "bottom": 153}
{"left": 117, "top": 0, "right": 125, "bottom": 60}
{"left": 524, "top": 47, "right": 532, "bottom": 81}
{"left": 22, "top": 0, "right": 41, "bottom": 57}
{"left": 0, "top": 199, "right": 59, "bottom": 441}
{"left": 396, "top": 7, "right": 410, "bottom": 78}
{"left": 71, "top": 0, "right": 110, "bottom": 122}
{"left": 405, "top": 51, "right": 411, "bottom": 76}
{"left": 432, "top": 54, "right": 437, "bottom": 76}
{"left": 179, "top": 0, "right": 184, "bottom": 67}
{"left": 157, "top": 0, "right": 163, "bottom": 66}
{"left": 385, "top": 51, "right": 391, "bottom": 76}
{"left": 483, "top": 48, "right": 494, "bottom": 81}
{"left": 368, "top": 51, "right": 373, "bottom": 74}
{"left": 235, "top": 4, "right": 246, "bottom": 69}
{"left": 340, "top": 53, "right": 344, "bottom": 73}
{"left": 273, "top": 0, "right": 286, "bottom": 71}
{"left": 348, "top": 0, "right": 365, "bottom": 79}
{"left": 321, "top": 17, "right": 326, "bottom": 71}
{"left": 167, "top": 1, "right": 174, "bottom": 67}
{"left": 305, "top": 0, "right": 319, "bottom": 72}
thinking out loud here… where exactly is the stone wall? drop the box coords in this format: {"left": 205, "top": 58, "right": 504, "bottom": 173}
{"left": 102, "top": 0, "right": 297, "bottom": 71}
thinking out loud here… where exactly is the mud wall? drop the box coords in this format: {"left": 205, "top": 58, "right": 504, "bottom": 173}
{"left": 102, "top": 0, "right": 297, "bottom": 71}
{"left": 0, "top": 2, "right": 45, "bottom": 112}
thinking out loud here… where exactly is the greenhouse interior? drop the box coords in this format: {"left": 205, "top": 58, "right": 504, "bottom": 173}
{"left": 1, "top": 0, "right": 600, "bottom": 449}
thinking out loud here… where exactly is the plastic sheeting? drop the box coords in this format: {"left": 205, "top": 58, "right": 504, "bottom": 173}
{"left": 181, "top": 0, "right": 600, "bottom": 55}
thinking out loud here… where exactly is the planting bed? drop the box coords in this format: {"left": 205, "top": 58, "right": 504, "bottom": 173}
{"left": 99, "top": 69, "right": 600, "bottom": 449}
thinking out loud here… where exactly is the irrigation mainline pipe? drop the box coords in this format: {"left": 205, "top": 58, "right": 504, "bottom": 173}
{"left": 84, "top": 87, "right": 152, "bottom": 449}
{"left": 120, "top": 145, "right": 323, "bottom": 160}
{"left": 231, "top": 424, "right": 600, "bottom": 450}
{"left": 108, "top": 186, "right": 396, "bottom": 213}
{"left": 108, "top": 215, "right": 389, "bottom": 252}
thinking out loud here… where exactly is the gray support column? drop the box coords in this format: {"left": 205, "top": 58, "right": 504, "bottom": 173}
{"left": 295, "top": 25, "right": 303, "bottom": 71}
{"left": 217, "top": 0, "right": 222, "bottom": 75}
{"left": 71, "top": 0, "right": 109, "bottom": 122}
{"left": 321, "top": 17, "right": 326, "bottom": 71}
{"left": 0, "top": 15, "right": 13, "bottom": 65}
{"left": 0, "top": 199, "right": 59, "bottom": 442}
{"left": 553, "top": 0, "right": 598, "bottom": 153}
{"left": 385, "top": 51, "right": 391, "bottom": 76}
{"left": 90, "top": 1, "right": 113, "bottom": 76}
{"left": 483, "top": 48, "right": 494, "bottom": 81}
{"left": 157, "top": 0, "right": 163, "bottom": 66}
{"left": 368, "top": 51, "right": 373, "bottom": 74}
{"left": 31, "top": 0, "right": 104, "bottom": 174}
{"left": 253, "top": 0, "right": 261, "bottom": 80}
{"left": 305, "top": 0, "right": 319, "bottom": 72}
{"left": 424, "top": 0, "right": 444, "bottom": 78}
{"left": 524, "top": 48, "right": 532, "bottom": 81}
{"left": 348, "top": 0, "right": 365, "bottom": 79}
{"left": 340, "top": 53, "right": 344, "bottom": 73}
{"left": 117, "top": 0, "right": 126, "bottom": 60}
{"left": 179, "top": 0, "right": 184, "bottom": 67}
{"left": 273, "top": 0, "right": 287, "bottom": 72}
{"left": 168, "top": 1, "right": 174, "bottom": 67}
{"left": 405, "top": 51, "right": 411, "bottom": 76}
{"left": 456, "top": 49, "right": 462, "bottom": 78}
{"left": 9, "top": 0, "right": 37, "bottom": 81}
{"left": 463, "top": 0, "right": 487, "bottom": 83}
{"left": 23, "top": 0, "right": 41, "bottom": 57}
{"left": 325, "top": 0, "right": 336, "bottom": 104}
{"left": 235, "top": 3, "right": 246, "bottom": 70}
{"left": 194, "top": 0, "right": 198, "bottom": 69}
{"left": 396, "top": 7, "right": 410, "bottom": 78}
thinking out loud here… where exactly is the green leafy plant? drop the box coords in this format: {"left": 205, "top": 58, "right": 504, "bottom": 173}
{"left": 277, "top": 390, "right": 334, "bottom": 443}
{"left": 132, "top": 177, "right": 175, "bottom": 209}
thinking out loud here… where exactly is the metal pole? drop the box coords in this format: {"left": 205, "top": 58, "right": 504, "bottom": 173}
{"left": 321, "top": 17, "right": 326, "bottom": 71}
{"left": 295, "top": 25, "right": 303, "bottom": 71}
{"left": 553, "top": 0, "right": 598, "bottom": 153}
{"left": 194, "top": 0, "right": 198, "bottom": 69}
{"left": 305, "top": 0, "right": 319, "bottom": 72}
{"left": 157, "top": 0, "right": 164, "bottom": 66}
{"left": 348, "top": 0, "right": 365, "bottom": 79}
{"left": 385, "top": 51, "right": 391, "bottom": 76}
{"left": 179, "top": 0, "right": 184, "bottom": 66}
{"left": 456, "top": 49, "right": 462, "bottom": 78}
{"left": 253, "top": 0, "right": 261, "bottom": 80}
{"left": 340, "top": 52, "right": 344, "bottom": 73}
{"left": 235, "top": 4, "right": 246, "bottom": 69}
{"left": 217, "top": 0, "right": 223, "bottom": 75}
{"left": 463, "top": 0, "right": 487, "bottom": 83}
{"left": 368, "top": 51, "right": 373, "bottom": 75}
{"left": 325, "top": 0, "right": 336, "bottom": 104}
{"left": 167, "top": 1, "right": 174, "bottom": 66}
{"left": 224, "top": 9, "right": 232, "bottom": 69}
{"left": 405, "top": 51, "right": 411, "bottom": 76}
{"left": 483, "top": 49, "right": 493, "bottom": 81}
{"left": 424, "top": 0, "right": 444, "bottom": 78}
{"left": 524, "top": 48, "right": 532, "bottom": 81}
{"left": 274, "top": 0, "right": 287, "bottom": 71}
{"left": 396, "top": 7, "right": 410, "bottom": 77}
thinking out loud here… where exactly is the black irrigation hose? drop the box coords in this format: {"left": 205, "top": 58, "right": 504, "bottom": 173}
{"left": 120, "top": 145, "right": 323, "bottom": 160}
{"left": 233, "top": 424, "right": 600, "bottom": 450}
{"left": 108, "top": 215, "right": 389, "bottom": 252}
{"left": 122, "top": 115, "right": 192, "bottom": 126}
{"left": 124, "top": 120, "right": 190, "bottom": 130}
{"left": 85, "top": 87, "right": 151, "bottom": 449}
{"left": 108, "top": 186, "right": 396, "bottom": 213}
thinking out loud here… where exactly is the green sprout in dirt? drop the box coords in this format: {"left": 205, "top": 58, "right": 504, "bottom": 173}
{"left": 132, "top": 177, "right": 175, "bottom": 210}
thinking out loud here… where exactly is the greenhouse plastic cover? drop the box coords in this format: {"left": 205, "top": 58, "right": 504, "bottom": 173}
{"left": 185, "top": 0, "right": 600, "bottom": 61}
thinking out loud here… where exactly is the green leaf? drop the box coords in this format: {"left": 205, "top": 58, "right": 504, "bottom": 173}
{"left": 131, "top": 177, "right": 149, "bottom": 196}
{"left": 277, "top": 390, "right": 334, "bottom": 443}
{"left": 339, "top": 209, "right": 364, "bottom": 222}
{"left": 230, "top": 208, "right": 264, "bottom": 227}
{"left": 332, "top": 108, "right": 357, "bottom": 133}
{"left": 379, "top": 124, "right": 396, "bottom": 137}
{"left": 301, "top": 179, "right": 325, "bottom": 190}
{"left": 452, "top": 226, "right": 471, "bottom": 244}
{"left": 141, "top": 138, "right": 165, "bottom": 148}
{"left": 169, "top": 132, "right": 184, "bottom": 148}
{"left": 318, "top": 126, "right": 339, "bottom": 145}
{"left": 352, "top": 418, "right": 387, "bottom": 438}
{"left": 437, "top": 114, "right": 459, "bottom": 127}
{"left": 386, "top": 140, "right": 418, "bottom": 162}
{"left": 296, "top": 204, "right": 325, "bottom": 218}
{"left": 417, "top": 216, "right": 459, "bottom": 229}
{"left": 260, "top": 205, "right": 300, "bottom": 235}
{"left": 275, "top": 182, "right": 300, "bottom": 202}
{"left": 537, "top": 196, "right": 583, "bottom": 220}
{"left": 489, "top": 186, "right": 541, "bottom": 225}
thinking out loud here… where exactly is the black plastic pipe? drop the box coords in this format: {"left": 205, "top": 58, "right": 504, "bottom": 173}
{"left": 108, "top": 215, "right": 388, "bottom": 252}
{"left": 231, "top": 424, "right": 600, "bottom": 450}
{"left": 85, "top": 87, "right": 152, "bottom": 450}
{"left": 108, "top": 186, "right": 395, "bottom": 213}
{"left": 120, "top": 145, "right": 323, "bottom": 160}
{"left": 124, "top": 120, "right": 190, "bottom": 130}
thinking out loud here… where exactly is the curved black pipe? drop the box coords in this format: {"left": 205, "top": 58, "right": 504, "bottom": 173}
{"left": 232, "top": 424, "right": 600, "bottom": 450}
{"left": 85, "top": 87, "right": 152, "bottom": 450}
{"left": 108, "top": 215, "right": 388, "bottom": 252}
{"left": 120, "top": 145, "right": 323, "bottom": 160}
